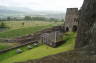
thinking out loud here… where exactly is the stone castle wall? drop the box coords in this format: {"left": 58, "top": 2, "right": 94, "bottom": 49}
{"left": 75, "top": 0, "right": 96, "bottom": 51}
{"left": 65, "top": 8, "right": 79, "bottom": 32}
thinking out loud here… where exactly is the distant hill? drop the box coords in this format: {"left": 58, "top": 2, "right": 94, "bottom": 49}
{"left": 0, "top": 6, "right": 65, "bottom": 19}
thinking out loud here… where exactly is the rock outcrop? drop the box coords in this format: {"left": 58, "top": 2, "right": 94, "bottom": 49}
{"left": 75, "top": 0, "right": 96, "bottom": 53}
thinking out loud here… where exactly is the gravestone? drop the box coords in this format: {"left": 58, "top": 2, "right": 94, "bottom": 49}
{"left": 16, "top": 49, "right": 23, "bottom": 53}
{"left": 27, "top": 45, "right": 32, "bottom": 49}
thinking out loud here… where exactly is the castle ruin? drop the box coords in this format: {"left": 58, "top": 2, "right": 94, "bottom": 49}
{"left": 64, "top": 8, "right": 79, "bottom": 32}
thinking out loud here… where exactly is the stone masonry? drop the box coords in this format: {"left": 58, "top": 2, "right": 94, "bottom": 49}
{"left": 64, "top": 8, "right": 79, "bottom": 32}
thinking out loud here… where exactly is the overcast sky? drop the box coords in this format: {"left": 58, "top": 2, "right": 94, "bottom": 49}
{"left": 0, "top": 0, "right": 84, "bottom": 12}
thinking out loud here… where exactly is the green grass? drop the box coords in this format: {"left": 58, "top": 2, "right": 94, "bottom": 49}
{"left": 0, "top": 24, "right": 55, "bottom": 38}
{"left": 0, "top": 32, "right": 76, "bottom": 63}
{"left": 0, "top": 43, "right": 18, "bottom": 50}
{"left": 0, "top": 43, "right": 10, "bottom": 50}
{"left": 0, "top": 21, "right": 63, "bottom": 30}
{"left": 0, "top": 43, "right": 41, "bottom": 62}
{"left": 0, "top": 21, "right": 63, "bottom": 38}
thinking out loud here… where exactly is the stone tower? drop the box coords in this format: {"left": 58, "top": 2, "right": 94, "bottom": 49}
{"left": 64, "top": 8, "right": 79, "bottom": 32}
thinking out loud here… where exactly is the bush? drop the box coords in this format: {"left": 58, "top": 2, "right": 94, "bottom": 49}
{"left": 0, "top": 22, "right": 7, "bottom": 28}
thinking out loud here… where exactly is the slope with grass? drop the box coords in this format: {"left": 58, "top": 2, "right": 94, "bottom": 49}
{"left": 0, "top": 42, "right": 19, "bottom": 50}
{"left": 0, "top": 25, "right": 51, "bottom": 38}
{"left": 0, "top": 43, "right": 11, "bottom": 50}
{"left": 0, "top": 21, "right": 63, "bottom": 38}
{"left": 1, "top": 32, "right": 76, "bottom": 63}
{"left": 0, "top": 21, "right": 63, "bottom": 30}
{"left": 0, "top": 43, "right": 41, "bottom": 62}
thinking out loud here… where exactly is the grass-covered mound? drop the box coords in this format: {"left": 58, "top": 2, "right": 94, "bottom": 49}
{"left": 0, "top": 32, "right": 76, "bottom": 63}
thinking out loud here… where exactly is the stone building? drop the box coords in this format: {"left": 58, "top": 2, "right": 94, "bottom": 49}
{"left": 64, "top": 8, "right": 79, "bottom": 32}
{"left": 40, "top": 31, "right": 64, "bottom": 47}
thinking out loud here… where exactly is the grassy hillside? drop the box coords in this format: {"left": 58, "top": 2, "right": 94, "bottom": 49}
{"left": 0, "top": 21, "right": 62, "bottom": 30}
{"left": 0, "top": 25, "right": 52, "bottom": 38}
{"left": 0, "top": 43, "right": 11, "bottom": 50}
{"left": 0, "top": 21, "right": 63, "bottom": 38}
{"left": 0, "top": 32, "right": 76, "bottom": 63}
{"left": 0, "top": 42, "right": 19, "bottom": 50}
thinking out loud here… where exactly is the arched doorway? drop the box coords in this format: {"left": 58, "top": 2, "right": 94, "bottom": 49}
{"left": 72, "top": 25, "right": 77, "bottom": 32}
{"left": 66, "top": 27, "right": 69, "bottom": 32}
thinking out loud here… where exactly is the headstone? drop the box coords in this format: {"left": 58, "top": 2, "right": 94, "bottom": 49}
{"left": 16, "top": 49, "right": 23, "bottom": 53}
{"left": 27, "top": 45, "right": 32, "bottom": 49}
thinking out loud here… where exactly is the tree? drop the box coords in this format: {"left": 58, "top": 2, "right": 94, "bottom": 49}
{"left": 32, "top": 17, "right": 47, "bottom": 21}
{"left": 24, "top": 16, "right": 32, "bottom": 20}
{"left": 7, "top": 17, "right": 11, "bottom": 21}
{"left": 0, "top": 22, "right": 7, "bottom": 28}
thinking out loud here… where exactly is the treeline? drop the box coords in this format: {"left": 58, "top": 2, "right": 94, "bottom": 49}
{"left": 0, "top": 16, "right": 64, "bottom": 22}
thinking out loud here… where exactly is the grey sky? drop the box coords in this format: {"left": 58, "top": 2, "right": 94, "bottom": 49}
{"left": 0, "top": 0, "right": 84, "bottom": 12}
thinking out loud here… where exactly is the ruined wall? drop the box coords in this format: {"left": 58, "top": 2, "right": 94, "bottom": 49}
{"left": 40, "top": 31, "right": 64, "bottom": 47}
{"left": 65, "top": 8, "right": 79, "bottom": 32}
{"left": 75, "top": 0, "right": 96, "bottom": 52}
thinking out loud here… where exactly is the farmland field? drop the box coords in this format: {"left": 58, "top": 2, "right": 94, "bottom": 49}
{"left": 0, "top": 21, "right": 63, "bottom": 38}
{"left": 0, "top": 21, "right": 63, "bottom": 30}
{"left": 0, "top": 32, "right": 76, "bottom": 63}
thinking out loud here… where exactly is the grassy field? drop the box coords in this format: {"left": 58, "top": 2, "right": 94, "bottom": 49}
{"left": 0, "top": 32, "right": 76, "bottom": 63}
{"left": 0, "top": 21, "right": 63, "bottom": 38}
{"left": 0, "top": 21, "right": 63, "bottom": 30}
{"left": 0, "top": 43, "right": 19, "bottom": 50}
{"left": 0, "top": 21, "right": 63, "bottom": 50}
{"left": 0, "top": 43, "right": 11, "bottom": 50}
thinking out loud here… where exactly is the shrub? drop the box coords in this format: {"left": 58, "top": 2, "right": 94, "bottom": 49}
{"left": 0, "top": 22, "right": 7, "bottom": 28}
